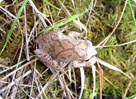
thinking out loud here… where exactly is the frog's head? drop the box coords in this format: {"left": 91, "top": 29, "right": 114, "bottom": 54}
{"left": 75, "top": 40, "right": 97, "bottom": 61}
{"left": 85, "top": 40, "right": 97, "bottom": 60}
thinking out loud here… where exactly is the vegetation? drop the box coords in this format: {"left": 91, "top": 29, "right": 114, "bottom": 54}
{"left": 0, "top": 0, "right": 136, "bottom": 98}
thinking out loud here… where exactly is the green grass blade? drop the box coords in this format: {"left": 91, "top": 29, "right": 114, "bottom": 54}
{"left": 42, "top": 0, "right": 93, "bottom": 33}
{"left": 0, "top": 55, "right": 36, "bottom": 74}
{"left": 43, "top": 12, "right": 86, "bottom": 32}
{"left": 0, "top": 60, "right": 26, "bottom": 74}
{"left": 128, "top": 0, "right": 136, "bottom": 27}
{"left": 0, "top": 0, "right": 28, "bottom": 55}
{"left": 43, "top": 0, "right": 60, "bottom": 11}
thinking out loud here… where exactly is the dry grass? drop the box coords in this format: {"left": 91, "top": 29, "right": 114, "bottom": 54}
{"left": 0, "top": 0, "right": 136, "bottom": 99}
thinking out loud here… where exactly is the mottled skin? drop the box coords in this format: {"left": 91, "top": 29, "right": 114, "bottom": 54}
{"left": 34, "top": 27, "right": 97, "bottom": 98}
{"left": 34, "top": 27, "right": 97, "bottom": 72}
{"left": 34, "top": 27, "right": 130, "bottom": 99}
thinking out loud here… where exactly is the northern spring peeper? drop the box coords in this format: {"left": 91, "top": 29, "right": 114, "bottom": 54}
{"left": 34, "top": 27, "right": 97, "bottom": 72}
{"left": 34, "top": 26, "right": 131, "bottom": 99}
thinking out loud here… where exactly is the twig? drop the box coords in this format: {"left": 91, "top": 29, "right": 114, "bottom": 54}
{"left": 96, "top": 0, "right": 128, "bottom": 48}
{"left": 24, "top": 6, "right": 30, "bottom": 61}
{"left": 0, "top": 58, "right": 38, "bottom": 81}
{"left": 123, "top": 79, "right": 134, "bottom": 98}
{"left": 0, "top": 6, "right": 16, "bottom": 19}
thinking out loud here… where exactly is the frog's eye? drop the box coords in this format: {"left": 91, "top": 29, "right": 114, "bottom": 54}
{"left": 84, "top": 59, "right": 89, "bottom": 61}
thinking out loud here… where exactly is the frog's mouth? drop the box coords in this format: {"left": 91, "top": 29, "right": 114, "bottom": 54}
{"left": 83, "top": 55, "right": 96, "bottom": 61}
{"left": 84, "top": 59, "right": 90, "bottom": 61}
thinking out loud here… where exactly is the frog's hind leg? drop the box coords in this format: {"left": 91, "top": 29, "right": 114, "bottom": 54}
{"left": 34, "top": 49, "right": 58, "bottom": 73}
{"left": 35, "top": 49, "right": 72, "bottom": 98}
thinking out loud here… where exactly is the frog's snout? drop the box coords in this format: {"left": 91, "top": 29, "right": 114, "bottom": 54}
{"left": 86, "top": 40, "right": 97, "bottom": 59}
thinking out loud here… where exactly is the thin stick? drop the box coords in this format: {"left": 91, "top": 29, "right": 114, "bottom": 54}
{"left": 96, "top": 0, "right": 128, "bottom": 48}
{"left": 97, "top": 62, "right": 103, "bottom": 99}
{"left": 24, "top": 6, "right": 30, "bottom": 61}
{"left": 0, "top": 58, "right": 38, "bottom": 81}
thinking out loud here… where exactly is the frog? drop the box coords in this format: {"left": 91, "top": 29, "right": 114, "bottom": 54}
{"left": 34, "top": 26, "right": 97, "bottom": 98}
{"left": 34, "top": 27, "right": 97, "bottom": 70}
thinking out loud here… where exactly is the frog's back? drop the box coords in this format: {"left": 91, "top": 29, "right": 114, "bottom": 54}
{"left": 35, "top": 29, "right": 59, "bottom": 43}
{"left": 53, "top": 38, "right": 97, "bottom": 61}
{"left": 35, "top": 29, "right": 59, "bottom": 57}
{"left": 35, "top": 28, "right": 97, "bottom": 62}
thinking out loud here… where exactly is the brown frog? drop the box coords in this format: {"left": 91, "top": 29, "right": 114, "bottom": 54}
{"left": 34, "top": 27, "right": 97, "bottom": 72}
{"left": 34, "top": 27, "right": 97, "bottom": 99}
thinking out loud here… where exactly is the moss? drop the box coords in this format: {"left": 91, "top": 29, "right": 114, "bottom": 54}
{"left": 0, "top": 0, "right": 136, "bottom": 98}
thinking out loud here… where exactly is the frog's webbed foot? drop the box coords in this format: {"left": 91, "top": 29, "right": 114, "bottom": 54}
{"left": 34, "top": 49, "right": 58, "bottom": 73}
{"left": 73, "top": 56, "right": 96, "bottom": 68}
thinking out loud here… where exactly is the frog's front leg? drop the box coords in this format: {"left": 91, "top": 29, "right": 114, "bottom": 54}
{"left": 34, "top": 49, "right": 58, "bottom": 73}
{"left": 67, "top": 31, "right": 84, "bottom": 39}
{"left": 67, "top": 31, "right": 96, "bottom": 99}
{"left": 73, "top": 56, "right": 96, "bottom": 68}
{"left": 67, "top": 31, "right": 86, "bottom": 99}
